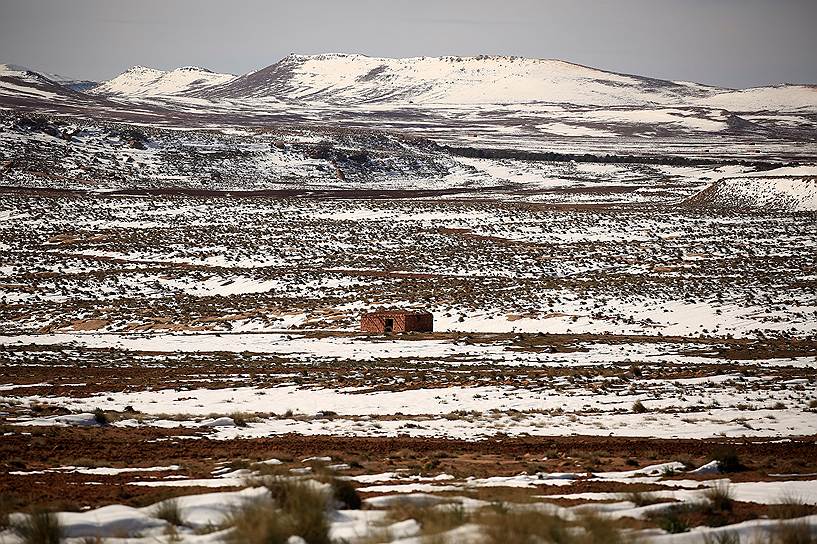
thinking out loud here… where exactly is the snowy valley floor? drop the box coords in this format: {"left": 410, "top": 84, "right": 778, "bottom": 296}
{"left": 1, "top": 191, "right": 816, "bottom": 542}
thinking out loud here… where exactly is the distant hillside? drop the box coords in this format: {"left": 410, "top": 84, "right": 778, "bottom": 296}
{"left": 198, "top": 53, "right": 720, "bottom": 106}
{"left": 686, "top": 167, "right": 817, "bottom": 211}
{"left": 89, "top": 65, "right": 235, "bottom": 97}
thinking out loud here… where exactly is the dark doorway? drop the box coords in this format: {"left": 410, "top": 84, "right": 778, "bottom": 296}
{"left": 384, "top": 318, "right": 394, "bottom": 333}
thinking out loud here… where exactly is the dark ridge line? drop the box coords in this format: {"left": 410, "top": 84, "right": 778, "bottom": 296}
{"left": 445, "top": 145, "right": 801, "bottom": 169}
{"left": 0, "top": 185, "right": 510, "bottom": 199}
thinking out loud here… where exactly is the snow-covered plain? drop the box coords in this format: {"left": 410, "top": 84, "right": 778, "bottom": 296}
{"left": 1, "top": 463, "right": 816, "bottom": 543}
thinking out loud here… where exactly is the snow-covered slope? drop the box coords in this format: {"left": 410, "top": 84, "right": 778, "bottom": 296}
{"left": 44, "top": 72, "right": 98, "bottom": 92}
{"left": 90, "top": 65, "right": 236, "bottom": 97}
{"left": 201, "top": 53, "right": 721, "bottom": 106}
{"left": 0, "top": 63, "right": 82, "bottom": 101}
{"left": 697, "top": 85, "right": 817, "bottom": 112}
{"left": 686, "top": 167, "right": 817, "bottom": 211}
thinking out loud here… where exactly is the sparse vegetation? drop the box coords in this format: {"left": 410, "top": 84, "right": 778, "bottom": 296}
{"left": 390, "top": 502, "right": 468, "bottom": 537}
{"left": 703, "top": 532, "right": 740, "bottom": 544}
{"left": 769, "top": 496, "right": 816, "bottom": 520}
{"left": 647, "top": 505, "right": 691, "bottom": 534}
{"left": 153, "top": 498, "right": 184, "bottom": 526}
{"left": 711, "top": 448, "right": 745, "bottom": 473}
{"left": 704, "top": 484, "right": 734, "bottom": 513}
{"left": 480, "top": 508, "right": 626, "bottom": 544}
{"left": 770, "top": 520, "right": 816, "bottom": 544}
{"left": 328, "top": 477, "right": 362, "bottom": 510}
{"left": 10, "top": 511, "right": 63, "bottom": 544}
{"left": 625, "top": 491, "right": 663, "bottom": 507}
{"left": 92, "top": 408, "right": 109, "bottom": 426}
{"left": 243, "top": 478, "right": 331, "bottom": 544}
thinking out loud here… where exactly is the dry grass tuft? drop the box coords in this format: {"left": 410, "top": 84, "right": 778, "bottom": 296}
{"left": 625, "top": 491, "right": 664, "bottom": 507}
{"left": 153, "top": 498, "right": 185, "bottom": 526}
{"left": 769, "top": 496, "right": 816, "bottom": 520}
{"left": 479, "top": 507, "right": 628, "bottom": 544}
{"left": 704, "top": 484, "right": 734, "bottom": 513}
{"left": 389, "top": 502, "right": 468, "bottom": 536}
{"left": 770, "top": 520, "right": 816, "bottom": 544}
{"left": 703, "top": 531, "right": 740, "bottom": 544}
{"left": 227, "top": 479, "right": 331, "bottom": 544}
{"left": 10, "top": 511, "right": 63, "bottom": 544}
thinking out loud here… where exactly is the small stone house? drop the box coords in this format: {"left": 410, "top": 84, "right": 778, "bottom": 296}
{"left": 360, "top": 310, "right": 433, "bottom": 333}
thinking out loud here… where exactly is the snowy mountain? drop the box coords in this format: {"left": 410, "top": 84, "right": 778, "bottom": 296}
{"left": 2, "top": 56, "right": 816, "bottom": 158}
{"left": 89, "top": 65, "right": 236, "bottom": 97}
{"left": 199, "top": 53, "right": 720, "bottom": 106}
{"left": 43, "top": 72, "right": 98, "bottom": 92}
{"left": 0, "top": 63, "right": 85, "bottom": 101}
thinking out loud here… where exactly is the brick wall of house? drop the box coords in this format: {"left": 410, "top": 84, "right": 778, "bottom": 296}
{"left": 360, "top": 312, "right": 433, "bottom": 333}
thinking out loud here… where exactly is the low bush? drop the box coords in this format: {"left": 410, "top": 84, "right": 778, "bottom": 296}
{"left": 261, "top": 478, "right": 331, "bottom": 544}
{"left": 153, "top": 498, "right": 184, "bottom": 526}
{"left": 703, "top": 532, "right": 740, "bottom": 544}
{"left": 389, "top": 502, "right": 468, "bottom": 536}
{"left": 711, "top": 447, "right": 744, "bottom": 473}
{"left": 771, "top": 520, "right": 815, "bottom": 544}
{"left": 480, "top": 508, "right": 626, "bottom": 544}
{"left": 329, "top": 478, "right": 362, "bottom": 510}
{"left": 704, "top": 484, "right": 734, "bottom": 513}
{"left": 647, "top": 505, "right": 691, "bottom": 534}
{"left": 92, "top": 408, "right": 109, "bottom": 426}
{"left": 227, "top": 497, "right": 291, "bottom": 544}
{"left": 769, "top": 496, "right": 816, "bottom": 520}
{"left": 625, "top": 491, "right": 663, "bottom": 507}
{"left": 10, "top": 511, "right": 63, "bottom": 544}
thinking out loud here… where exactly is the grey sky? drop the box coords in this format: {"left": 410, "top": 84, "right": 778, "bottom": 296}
{"left": 1, "top": 0, "right": 815, "bottom": 88}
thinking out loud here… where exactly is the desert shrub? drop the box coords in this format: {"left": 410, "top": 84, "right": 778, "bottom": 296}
{"left": 230, "top": 412, "right": 259, "bottom": 427}
{"left": 770, "top": 520, "right": 816, "bottom": 544}
{"left": 704, "top": 484, "right": 734, "bottom": 513}
{"left": 330, "top": 478, "right": 362, "bottom": 510}
{"left": 577, "top": 511, "right": 627, "bottom": 544}
{"left": 11, "top": 511, "right": 63, "bottom": 544}
{"left": 479, "top": 508, "right": 625, "bottom": 544}
{"left": 625, "top": 491, "right": 662, "bottom": 507}
{"left": 703, "top": 532, "right": 740, "bottom": 544}
{"left": 808, "top": 399, "right": 817, "bottom": 409}
{"left": 769, "top": 496, "right": 816, "bottom": 519}
{"left": 390, "top": 503, "right": 468, "bottom": 536}
{"left": 662, "top": 466, "right": 678, "bottom": 477}
{"left": 92, "top": 408, "right": 109, "bottom": 425}
{"left": 647, "top": 505, "right": 690, "bottom": 534}
{"left": 0, "top": 494, "right": 10, "bottom": 530}
{"left": 227, "top": 497, "right": 290, "bottom": 544}
{"left": 260, "top": 478, "right": 330, "bottom": 544}
{"left": 711, "top": 447, "right": 744, "bottom": 473}
{"left": 632, "top": 400, "right": 648, "bottom": 413}
{"left": 153, "top": 498, "right": 184, "bottom": 526}
{"left": 252, "top": 462, "right": 289, "bottom": 478}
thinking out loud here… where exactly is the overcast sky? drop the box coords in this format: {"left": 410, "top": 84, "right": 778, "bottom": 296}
{"left": 1, "top": 0, "right": 815, "bottom": 88}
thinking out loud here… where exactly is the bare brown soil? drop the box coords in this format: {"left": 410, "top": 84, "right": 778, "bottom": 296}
{"left": 2, "top": 426, "right": 816, "bottom": 511}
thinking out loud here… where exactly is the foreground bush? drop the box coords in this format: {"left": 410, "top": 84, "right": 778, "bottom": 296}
{"left": 153, "top": 498, "right": 185, "bottom": 526}
{"left": 480, "top": 508, "right": 627, "bottom": 544}
{"left": 228, "top": 479, "right": 330, "bottom": 544}
{"left": 10, "top": 511, "right": 63, "bottom": 544}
